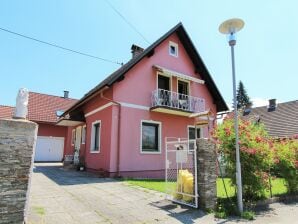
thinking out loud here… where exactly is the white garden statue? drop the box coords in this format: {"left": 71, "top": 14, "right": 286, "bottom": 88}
{"left": 14, "top": 88, "right": 29, "bottom": 119}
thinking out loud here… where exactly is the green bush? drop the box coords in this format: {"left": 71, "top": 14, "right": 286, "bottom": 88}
{"left": 274, "top": 139, "right": 298, "bottom": 193}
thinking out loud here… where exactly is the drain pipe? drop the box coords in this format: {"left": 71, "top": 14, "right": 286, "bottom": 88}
{"left": 100, "top": 90, "right": 121, "bottom": 177}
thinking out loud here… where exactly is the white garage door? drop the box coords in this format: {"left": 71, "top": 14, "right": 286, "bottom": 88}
{"left": 35, "top": 136, "right": 64, "bottom": 162}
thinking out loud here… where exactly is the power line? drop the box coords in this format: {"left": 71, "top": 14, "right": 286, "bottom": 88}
{"left": 0, "top": 27, "right": 122, "bottom": 65}
{"left": 104, "top": 0, "right": 150, "bottom": 44}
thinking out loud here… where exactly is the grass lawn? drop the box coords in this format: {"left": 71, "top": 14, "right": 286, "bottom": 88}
{"left": 124, "top": 177, "right": 288, "bottom": 199}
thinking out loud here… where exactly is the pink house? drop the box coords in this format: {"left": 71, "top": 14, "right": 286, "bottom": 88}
{"left": 58, "top": 23, "right": 228, "bottom": 178}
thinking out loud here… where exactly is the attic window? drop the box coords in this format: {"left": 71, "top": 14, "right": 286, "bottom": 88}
{"left": 169, "top": 41, "right": 178, "bottom": 57}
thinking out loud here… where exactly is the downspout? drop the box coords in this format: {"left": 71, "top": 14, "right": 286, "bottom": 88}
{"left": 100, "top": 90, "right": 121, "bottom": 177}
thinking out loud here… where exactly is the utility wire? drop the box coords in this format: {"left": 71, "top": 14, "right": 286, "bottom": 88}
{"left": 0, "top": 27, "right": 122, "bottom": 65}
{"left": 104, "top": 0, "right": 150, "bottom": 44}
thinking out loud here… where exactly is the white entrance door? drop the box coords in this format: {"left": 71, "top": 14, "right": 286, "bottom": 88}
{"left": 35, "top": 136, "right": 64, "bottom": 162}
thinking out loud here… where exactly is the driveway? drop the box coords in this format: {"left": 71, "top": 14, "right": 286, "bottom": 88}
{"left": 27, "top": 163, "right": 297, "bottom": 224}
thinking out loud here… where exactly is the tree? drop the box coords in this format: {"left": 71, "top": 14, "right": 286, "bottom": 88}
{"left": 236, "top": 81, "right": 252, "bottom": 110}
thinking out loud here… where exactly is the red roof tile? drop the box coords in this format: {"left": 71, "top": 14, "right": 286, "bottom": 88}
{"left": 27, "top": 92, "right": 77, "bottom": 123}
{"left": 0, "top": 105, "right": 14, "bottom": 119}
{"left": 0, "top": 92, "right": 78, "bottom": 123}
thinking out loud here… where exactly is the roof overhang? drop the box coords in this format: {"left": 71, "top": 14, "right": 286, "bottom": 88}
{"left": 56, "top": 118, "right": 84, "bottom": 127}
{"left": 153, "top": 65, "right": 205, "bottom": 84}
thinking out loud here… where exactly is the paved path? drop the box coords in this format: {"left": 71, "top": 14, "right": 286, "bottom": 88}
{"left": 27, "top": 163, "right": 297, "bottom": 224}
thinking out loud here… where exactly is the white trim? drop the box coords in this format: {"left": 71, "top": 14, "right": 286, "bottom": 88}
{"left": 169, "top": 41, "right": 178, "bottom": 57}
{"left": 37, "top": 136, "right": 65, "bottom": 140}
{"left": 156, "top": 71, "right": 172, "bottom": 92}
{"left": 81, "top": 125, "right": 86, "bottom": 144}
{"left": 195, "top": 124, "right": 204, "bottom": 138}
{"left": 75, "top": 126, "right": 82, "bottom": 150}
{"left": 153, "top": 65, "right": 205, "bottom": 84}
{"left": 71, "top": 129, "right": 75, "bottom": 146}
{"left": 90, "top": 120, "right": 101, "bottom": 153}
{"left": 187, "top": 125, "right": 203, "bottom": 139}
{"left": 85, "top": 102, "right": 115, "bottom": 117}
{"left": 140, "top": 120, "right": 162, "bottom": 154}
{"left": 177, "top": 78, "right": 191, "bottom": 96}
{"left": 120, "top": 102, "right": 150, "bottom": 111}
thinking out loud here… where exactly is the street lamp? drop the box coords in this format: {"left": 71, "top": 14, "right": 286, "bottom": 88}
{"left": 219, "top": 18, "right": 244, "bottom": 213}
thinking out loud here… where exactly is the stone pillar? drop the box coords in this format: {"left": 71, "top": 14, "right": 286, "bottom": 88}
{"left": 0, "top": 119, "right": 38, "bottom": 224}
{"left": 196, "top": 138, "right": 217, "bottom": 210}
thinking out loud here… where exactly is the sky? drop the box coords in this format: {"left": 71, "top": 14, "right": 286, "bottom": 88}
{"left": 0, "top": 0, "right": 297, "bottom": 108}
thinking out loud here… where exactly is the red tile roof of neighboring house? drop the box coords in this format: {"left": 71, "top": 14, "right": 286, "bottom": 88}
{"left": 27, "top": 92, "right": 77, "bottom": 123}
{"left": 0, "top": 105, "right": 14, "bottom": 119}
{"left": 0, "top": 92, "right": 78, "bottom": 123}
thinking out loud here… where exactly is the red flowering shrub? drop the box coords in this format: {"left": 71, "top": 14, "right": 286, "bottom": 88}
{"left": 273, "top": 139, "right": 298, "bottom": 193}
{"left": 213, "top": 115, "right": 274, "bottom": 200}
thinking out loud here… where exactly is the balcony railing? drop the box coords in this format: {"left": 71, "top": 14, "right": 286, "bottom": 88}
{"left": 151, "top": 89, "right": 205, "bottom": 113}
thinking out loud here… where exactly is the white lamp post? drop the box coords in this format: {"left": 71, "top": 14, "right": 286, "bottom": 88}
{"left": 219, "top": 18, "right": 244, "bottom": 213}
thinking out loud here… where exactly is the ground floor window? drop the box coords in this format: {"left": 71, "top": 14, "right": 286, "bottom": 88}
{"left": 141, "top": 121, "right": 161, "bottom": 153}
{"left": 91, "top": 121, "right": 101, "bottom": 152}
{"left": 188, "top": 126, "right": 202, "bottom": 150}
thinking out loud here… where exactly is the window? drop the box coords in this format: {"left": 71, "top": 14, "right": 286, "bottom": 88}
{"left": 158, "top": 74, "right": 170, "bottom": 91}
{"left": 81, "top": 125, "right": 86, "bottom": 144}
{"left": 71, "top": 129, "right": 76, "bottom": 145}
{"left": 141, "top": 121, "right": 161, "bottom": 153}
{"left": 178, "top": 80, "right": 189, "bottom": 96}
{"left": 169, "top": 41, "right": 178, "bottom": 57}
{"left": 188, "top": 126, "right": 202, "bottom": 151}
{"left": 91, "top": 121, "right": 101, "bottom": 152}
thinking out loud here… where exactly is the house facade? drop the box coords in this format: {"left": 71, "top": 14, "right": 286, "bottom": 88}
{"left": 58, "top": 23, "right": 228, "bottom": 178}
{"left": 0, "top": 91, "right": 77, "bottom": 162}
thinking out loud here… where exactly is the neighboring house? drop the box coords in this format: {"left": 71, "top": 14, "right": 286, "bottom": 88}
{"left": 57, "top": 23, "right": 228, "bottom": 178}
{"left": 243, "top": 99, "right": 298, "bottom": 138}
{"left": 0, "top": 91, "right": 77, "bottom": 161}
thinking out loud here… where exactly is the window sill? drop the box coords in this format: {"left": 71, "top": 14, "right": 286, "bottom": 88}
{"left": 140, "top": 151, "right": 161, "bottom": 155}
{"left": 90, "top": 150, "right": 100, "bottom": 154}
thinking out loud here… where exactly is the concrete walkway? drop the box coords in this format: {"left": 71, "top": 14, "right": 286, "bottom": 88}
{"left": 27, "top": 163, "right": 298, "bottom": 224}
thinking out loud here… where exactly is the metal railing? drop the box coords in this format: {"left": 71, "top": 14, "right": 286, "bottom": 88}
{"left": 151, "top": 89, "right": 205, "bottom": 113}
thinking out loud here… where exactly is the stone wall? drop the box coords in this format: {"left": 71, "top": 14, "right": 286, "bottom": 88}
{"left": 196, "top": 138, "right": 217, "bottom": 210}
{"left": 0, "top": 119, "right": 38, "bottom": 224}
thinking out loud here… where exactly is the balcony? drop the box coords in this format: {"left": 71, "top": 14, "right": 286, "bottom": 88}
{"left": 151, "top": 89, "right": 205, "bottom": 116}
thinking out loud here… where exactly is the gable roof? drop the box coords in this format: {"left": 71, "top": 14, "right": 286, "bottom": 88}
{"left": 0, "top": 92, "right": 77, "bottom": 123}
{"left": 0, "top": 105, "right": 14, "bottom": 119}
{"left": 63, "top": 22, "right": 228, "bottom": 115}
{"left": 243, "top": 100, "right": 298, "bottom": 138}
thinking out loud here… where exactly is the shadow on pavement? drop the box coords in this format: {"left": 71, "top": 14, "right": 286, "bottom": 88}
{"left": 150, "top": 199, "right": 208, "bottom": 224}
{"left": 33, "top": 163, "right": 119, "bottom": 186}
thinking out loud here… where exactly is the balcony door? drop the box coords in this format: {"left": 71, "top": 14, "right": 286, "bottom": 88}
{"left": 157, "top": 75, "right": 171, "bottom": 106}
{"left": 178, "top": 80, "right": 189, "bottom": 96}
{"left": 178, "top": 80, "right": 189, "bottom": 109}
{"left": 158, "top": 75, "right": 170, "bottom": 91}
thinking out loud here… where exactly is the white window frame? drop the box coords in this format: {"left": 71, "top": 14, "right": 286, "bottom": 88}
{"left": 90, "top": 120, "right": 101, "bottom": 153}
{"left": 187, "top": 125, "right": 203, "bottom": 139}
{"left": 140, "top": 120, "right": 162, "bottom": 154}
{"left": 177, "top": 78, "right": 191, "bottom": 96}
{"left": 156, "top": 72, "right": 172, "bottom": 91}
{"left": 71, "top": 129, "right": 76, "bottom": 146}
{"left": 81, "top": 125, "right": 86, "bottom": 144}
{"left": 169, "top": 41, "right": 178, "bottom": 57}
